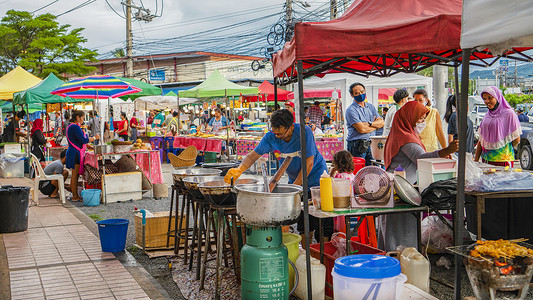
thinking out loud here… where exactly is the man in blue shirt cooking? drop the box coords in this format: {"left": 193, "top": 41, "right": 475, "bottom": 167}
{"left": 225, "top": 109, "right": 333, "bottom": 244}
{"left": 345, "top": 82, "right": 384, "bottom": 165}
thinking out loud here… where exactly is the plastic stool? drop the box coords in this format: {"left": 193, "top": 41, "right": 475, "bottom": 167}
{"left": 336, "top": 216, "right": 377, "bottom": 248}
{"left": 164, "top": 137, "right": 175, "bottom": 163}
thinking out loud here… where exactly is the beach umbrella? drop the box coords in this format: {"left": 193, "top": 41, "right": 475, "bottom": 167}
{"left": 51, "top": 74, "right": 142, "bottom": 140}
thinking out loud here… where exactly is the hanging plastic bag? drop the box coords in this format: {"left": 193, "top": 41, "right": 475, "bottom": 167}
{"left": 421, "top": 215, "right": 453, "bottom": 253}
{"left": 330, "top": 232, "right": 347, "bottom": 259}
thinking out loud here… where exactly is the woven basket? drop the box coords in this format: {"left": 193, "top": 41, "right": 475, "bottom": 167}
{"left": 168, "top": 145, "right": 197, "bottom": 168}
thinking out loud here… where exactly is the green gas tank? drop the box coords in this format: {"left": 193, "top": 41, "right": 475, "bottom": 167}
{"left": 241, "top": 226, "right": 289, "bottom": 300}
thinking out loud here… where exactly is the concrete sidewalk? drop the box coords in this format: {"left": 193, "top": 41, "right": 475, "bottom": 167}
{"left": 0, "top": 177, "right": 171, "bottom": 300}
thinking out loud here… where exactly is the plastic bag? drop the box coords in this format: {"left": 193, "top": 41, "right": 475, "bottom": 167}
{"left": 466, "top": 171, "right": 533, "bottom": 192}
{"left": 330, "top": 232, "right": 347, "bottom": 259}
{"left": 421, "top": 178, "right": 457, "bottom": 210}
{"left": 421, "top": 215, "right": 453, "bottom": 254}
{"left": 465, "top": 155, "right": 483, "bottom": 181}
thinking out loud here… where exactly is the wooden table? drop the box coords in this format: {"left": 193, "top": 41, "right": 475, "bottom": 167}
{"left": 465, "top": 189, "right": 533, "bottom": 239}
{"left": 308, "top": 205, "right": 430, "bottom": 263}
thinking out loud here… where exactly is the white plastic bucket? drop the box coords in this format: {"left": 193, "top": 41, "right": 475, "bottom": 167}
{"left": 332, "top": 254, "right": 406, "bottom": 300}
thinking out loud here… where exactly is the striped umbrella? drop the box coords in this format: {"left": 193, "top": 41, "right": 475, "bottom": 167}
{"left": 50, "top": 74, "right": 142, "bottom": 99}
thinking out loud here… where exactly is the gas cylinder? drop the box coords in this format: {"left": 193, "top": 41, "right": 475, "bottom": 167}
{"left": 241, "top": 226, "right": 289, "bottom": 300}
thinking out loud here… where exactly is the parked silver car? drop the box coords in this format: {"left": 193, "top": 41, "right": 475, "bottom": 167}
{"left": 469, "top": 104, "right": 488, "bottom": 130}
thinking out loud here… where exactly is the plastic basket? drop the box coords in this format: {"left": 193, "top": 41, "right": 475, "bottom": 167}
{"left": 81, "top": 189, "right": 101, "bottom": 206}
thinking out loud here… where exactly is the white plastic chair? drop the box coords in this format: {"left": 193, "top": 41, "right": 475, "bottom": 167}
{"left": 30, "top": 153, "right": 66, "bottom": 205}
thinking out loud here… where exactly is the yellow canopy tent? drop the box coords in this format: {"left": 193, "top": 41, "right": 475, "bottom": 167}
{"left": 0, "top": 66, "right": 42, "bottom": 100}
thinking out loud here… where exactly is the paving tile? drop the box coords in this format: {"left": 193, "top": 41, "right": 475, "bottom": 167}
{"left": 46, "top": 293, "right": 82, "bottom": 300}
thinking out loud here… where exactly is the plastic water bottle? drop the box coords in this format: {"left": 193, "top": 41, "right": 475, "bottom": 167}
{"left": 400, "top": 247, "right": 430, "bottom": 293}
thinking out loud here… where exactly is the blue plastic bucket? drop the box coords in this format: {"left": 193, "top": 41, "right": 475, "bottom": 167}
{"left": 81, "top": 189, "right": 101, "bottom": 206}
{"left": 96, "top": 219, "right": 129, "bottom": 252}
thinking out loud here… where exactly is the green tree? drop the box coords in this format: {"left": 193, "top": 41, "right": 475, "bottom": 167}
{"left": 0, "top": 10, "right": 98, "bottom": 78}
{"left": 112, "top": 47, "right": 125, "bottom": 58}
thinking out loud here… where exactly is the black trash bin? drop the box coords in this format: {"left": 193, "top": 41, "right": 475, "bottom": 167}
{"left": 0, "top": 186, "right": 30, "bottom": 233}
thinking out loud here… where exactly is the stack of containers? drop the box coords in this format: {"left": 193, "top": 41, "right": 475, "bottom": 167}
{"left": 416, "top": 158, "right": 457, "bottom": 192}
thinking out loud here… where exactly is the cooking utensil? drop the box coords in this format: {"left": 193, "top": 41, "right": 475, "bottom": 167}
{"left": 170, "top": 168, "right": 222, "bottom": 189}
{"left": 201, "top": 162, "right": 240, "bottom": 176}
{"left": 393, "top": 175, "right": 422, "bottom": 206}
{"left": 198, "top": 178, "right": 258, "bottom": 206}
{"left": 268, "top": 151, "right": 298, "bottom": 192}
{"left": 260, "top": 161, "right": 270, "bottom": 193}
{"left": 235, "top": 184, "right": 302, "bottom": 226}
{"left": 182, "top": 175, "right": 224, "bottom": 199}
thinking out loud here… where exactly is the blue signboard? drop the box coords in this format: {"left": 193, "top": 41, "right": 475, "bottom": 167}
{"left": 149, "top": 69, "right": 165, "bottom": 81}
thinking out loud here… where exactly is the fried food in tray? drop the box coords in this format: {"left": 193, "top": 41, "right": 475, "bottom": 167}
{"left": 469, "top": 239, "right": 533, "bottom": 260}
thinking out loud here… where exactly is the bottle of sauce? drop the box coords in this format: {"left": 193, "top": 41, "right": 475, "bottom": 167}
{"left": 320, "top": 171, "right": 334, "bottom": 212}
{"left": 394, "top": 165, "right": 406, "bottom": 179}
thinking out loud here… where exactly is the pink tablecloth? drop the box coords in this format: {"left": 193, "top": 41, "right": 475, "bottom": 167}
{"left": 173, "top": 136, "right": 223, "bottom": 152}
{"left": 84, "top": 150, "right": 163, "bottom": 184}
{"left": 316, "top": 140, "right": 343, "bottom": 161}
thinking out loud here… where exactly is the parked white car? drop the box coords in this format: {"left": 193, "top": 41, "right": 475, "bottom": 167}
{"left": 469, "top": 104, "right": 488, "bottom": 130}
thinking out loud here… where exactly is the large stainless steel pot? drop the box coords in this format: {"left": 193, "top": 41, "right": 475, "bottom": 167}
{"left": 182, "top": 175, "right": 224, "bottom": 199}
{"left": 170, "top": 168, "right": 222, "bottom": 189}
{"left": 234, "top": 184, "right": 302, "bottom": 226}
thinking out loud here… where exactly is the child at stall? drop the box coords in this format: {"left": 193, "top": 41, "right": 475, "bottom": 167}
{"left": 329, "top": 150, "right": 356, "bottom": 183}
{"left": 329, "top": 150, "right": 356, "bottom": 233}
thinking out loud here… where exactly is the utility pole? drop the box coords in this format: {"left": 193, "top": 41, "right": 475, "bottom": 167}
{"left": 125, "top": 0, "right": 133, "bottom": 78}
{"left": 121, "top": 1, "right": 156, "bottom": 78}
{"left": 286, "top": 0, "right": 292, "bottom": 42}
{"left": 515, "top": 61, "right": 517, "bottom": 87}
{"left": 330, "top": 0, "right": 337, "bottom": 20}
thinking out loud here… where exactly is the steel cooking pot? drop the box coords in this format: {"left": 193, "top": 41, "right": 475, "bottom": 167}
{"left": 201, "top": 162, "right": 240, "bottom": 176}
{"left": 198, "top": 178, "right": 258, "bottom": 207}
{"left": 234, "top": 184, "right": 302, "bottom": 226}
{"left": 170, "top": 168, "right": 222, "bottom": 189}
{"left": 182, "top": 175, "right": 224, "bottom": 199}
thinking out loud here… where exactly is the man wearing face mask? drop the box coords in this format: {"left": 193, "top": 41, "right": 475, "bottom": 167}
{"left": 345, "top": 82, "right": 384, "bottom": 165}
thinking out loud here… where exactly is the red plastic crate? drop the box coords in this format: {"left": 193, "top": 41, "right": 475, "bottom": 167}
{"left": 310, "top": 241, "right": 386, "bottom": 298}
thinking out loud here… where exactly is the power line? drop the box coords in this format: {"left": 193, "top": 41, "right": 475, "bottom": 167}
{"left": 32, "top": 0, "right": 60, "bottom": 13}
{"left": 56, "top": 0, "right": 96, "bottom": 17}
{"left": 105, "top": 0, "right": 126, "bottom": 19}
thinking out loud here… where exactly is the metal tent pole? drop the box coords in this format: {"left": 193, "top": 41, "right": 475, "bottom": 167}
{"left": 177, "top": 95, "right": 180, "bottom": 134}
{"left": 454, "top": 48, "right": 471, "bottom": 300}
{"left": 274, "top": 78, "right": 278, "bottom": 110}
{"left": 297, "top": 60, "right": 313, "bottom": 300}
{"left": 26, "top": 104, "right": 30, "bottom": 159}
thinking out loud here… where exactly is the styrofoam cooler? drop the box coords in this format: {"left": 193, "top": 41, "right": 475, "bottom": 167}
{"left": 417, "top": 158, "right": 457, "bottom": 192}
{"left": 1, "top": 143, "right": 21, "bottom": 154}
{"left": 370, "top": 136, "right": 387, "bottom": 161}
{"left": 0, "top": 153, "right": 25, "bottom": 178}
{"left": 104, "top": 171, "right": 142, "bottom": 203}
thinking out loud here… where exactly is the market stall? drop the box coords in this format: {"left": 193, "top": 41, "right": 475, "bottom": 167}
{"left": 271, "top": 0, "right": 533, "bottom": 298}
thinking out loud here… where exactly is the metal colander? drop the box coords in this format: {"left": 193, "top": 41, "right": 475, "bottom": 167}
{"left": 354, "top": 166, "right": 392, "bottom": 201}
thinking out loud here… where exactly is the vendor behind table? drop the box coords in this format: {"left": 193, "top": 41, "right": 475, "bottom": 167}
{"left": 225, "top": 109, "right": 333, "bottom": 244}
{"left": 380, "top": 101, "right": 458, "bottom": 252}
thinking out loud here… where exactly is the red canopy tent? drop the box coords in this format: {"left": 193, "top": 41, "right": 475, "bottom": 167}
{"left": 273, "top": 0, "right": 531, "bottom": 83}
{"left": 242, "top": 80, "right": 291, "bottom": 102}
{"left": 286, "top": 88, "right": 341, "bottom": 100}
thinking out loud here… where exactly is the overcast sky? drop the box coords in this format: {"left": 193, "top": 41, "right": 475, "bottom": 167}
{"left": 0, "top": 0, "right": 335, "bottom": 57}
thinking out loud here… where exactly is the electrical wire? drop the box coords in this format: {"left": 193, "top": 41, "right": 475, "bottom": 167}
{"left": 104, "top": 0, "right": 126, "bottom": 19}
{"left": 32, "top": 0, "right": 60, "bottom": 13}
{"left": 56, "top": 0, "right": 96, "bottom": 17}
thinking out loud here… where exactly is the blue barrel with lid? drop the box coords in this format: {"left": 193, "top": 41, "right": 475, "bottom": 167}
{"left": 332, "top": 254, "right": 406, "bottom": 300}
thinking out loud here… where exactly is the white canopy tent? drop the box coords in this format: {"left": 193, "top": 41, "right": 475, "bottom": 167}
{"left": 460, "top": 0, "right": 533, "bottom": 52}
{"left": 291, "top": 73, "right": 433, "bottom": 146}
{"left": 134, "top": 95, "right": 198, "bottom": 111}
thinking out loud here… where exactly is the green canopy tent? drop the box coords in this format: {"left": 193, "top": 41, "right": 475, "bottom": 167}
{"left": 178, "top": 69, "right": 258, "bottom": 98}
{"left": 12, "top": 73, "right": 84, "bottom": 104}
{"left": 0, "top": 100, "right": 43, "bottom": 112}
{"left": 118, "top": 77, "right": 162, "bottom": 100}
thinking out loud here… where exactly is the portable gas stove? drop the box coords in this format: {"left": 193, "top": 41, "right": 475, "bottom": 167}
{"left": 447, "top": 241, "right": 533, "bottom": 300}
